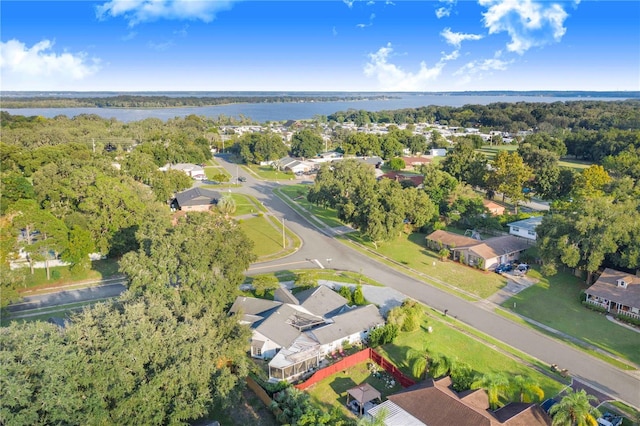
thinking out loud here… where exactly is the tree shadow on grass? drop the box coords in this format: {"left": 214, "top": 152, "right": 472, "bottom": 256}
{"left": 329, "top": 376, "right": 357, "bottom": 403}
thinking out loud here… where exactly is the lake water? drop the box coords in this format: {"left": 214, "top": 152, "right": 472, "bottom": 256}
{"left": 1, "top": 94, "right": 630, "bottom": 123}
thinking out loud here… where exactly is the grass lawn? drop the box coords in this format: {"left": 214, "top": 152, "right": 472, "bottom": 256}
{"left": 558, "top": 158, "right": 592, "bottom": 170}
{"left": 227, "top": 193, "right": 264, "bottom": 216}
{"left": 502, "top": 269, "right": 640, "bottom": 366}
{"left": 276, "top": 185, "right": 345, "bottom": 228}
{"left": 204, "top": 165, "right": 231, "bottom": 180}
{"left": 18, "top": 258, "right": 121, "bottom": 291}
{"left": 238, "top": 216, "right": 289, "bottom": 259}
{"left": 345, "top": 231, "right": 508, "bottom": 299}
{"left": 376, "top": 310, "right": 565, "bottom": 401}
{"left": 306, "top": 361, "right": 402, "bottom": 421}
{"left": 477, "top": 145, "right": 518, "bottom": 161}
{"left": 245, "top": 164, "right": 294, "bottom": 181}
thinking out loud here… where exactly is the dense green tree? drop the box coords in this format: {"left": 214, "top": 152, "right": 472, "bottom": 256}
{"left": 0, "top": 171, "right": 35, "bottom": 214}
{"left": 61, "top": 226, "right": 95, "bottom": 273}
{"left": 537, "top": 196, "right": 640, "bottom": 278}
{"left": 352, "top": 284, "right": 365, "bottom": 305}
{"left": 290, "top": 129, "right": 324, "bottom": 158}
{"left": 572, "top": 165, "right": 611, "bottom": 199}
{"left": 251, "top": 274, "right": 279, "bottom": 296}
{"left": 217, "top": 195, "right": 237, "bottom": 218}
{"left": 233, "top": 132, "right": 288, "bottom": 164}
{"left": 440, "top": 140, "right": 488, "bottom": 186}
{"left": 120, "top": 212, "right": 255, "bottom": 309}
{"left": 518, "top": 147, "right": 561, "bottom": 199}
{"left": 486, "top": 151, "right": 532, "bottom": 213}
{"left": 407, "top": 344, "right": 433, "bottom": 380}
{"left": 522, "top": 133, "right": 567, "bottom": 157}
{"left": 420, "top": 164, "right": 458, "bottom": 207}
{"left": 388, "top": 157, "right": 406, "bottom": 171}
{"left": 549, "top": 389, "right": 601, "bottom": 426}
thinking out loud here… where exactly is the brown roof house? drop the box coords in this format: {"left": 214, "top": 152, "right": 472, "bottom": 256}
{"left": 426, "top": 230, "right": 531, "bottom": 271}
{"left": 170, "top": 187, "right": 220, "bottom": 212}
{"left": 366, "top": 376, "right": 551, "bottom": 426}
{"left": 229, "top": 285, "right": 384, "bottom": 382}
{"left": 585, "top": 268, "right": 640, "bottom": 320}
{"left": 483, "top": 200, "right": 506, "bottom": 216}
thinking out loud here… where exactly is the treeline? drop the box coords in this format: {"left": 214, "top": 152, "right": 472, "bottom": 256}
{"left": 1, "top": 94, "right": 387, "bottom": 109}
{"left": 328, "top": 100, "right": 640, "bottom": 131}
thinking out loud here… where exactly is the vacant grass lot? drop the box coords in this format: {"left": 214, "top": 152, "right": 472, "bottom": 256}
{"left": 346, "top": 231, "right": 508, "bottom": 299}
{"left": 17, "top": 258, "right": 121, "bottom": 291}
{"left": 227, "top": 193, "right": 265, "bottom": 216}
{"left": 376, "top": 310, "right": 565, "bottom": 400}
{"left": 306, "top": 310, "right": 564, "bottom": 419}
{"left": 238, "top": 216, "right": 287, "bottom": 258}
{"left": 245, "top": 164, "right": 294, "bottom": 181}
{"left": 277, "top": 185, "right": 345, "bottom": 228}
{"left": 503, "top": 269, "right": 640, "bottom": 366}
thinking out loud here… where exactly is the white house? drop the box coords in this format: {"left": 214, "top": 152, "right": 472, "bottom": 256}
{"left": 159, "top": 163, "right": 206, "bottom": 180}
{"left": 507, "top": 216, "right": 543, "bottom": 241}
{"left": 229, "top": 285, "right": 384, "bottom": 382}
{"left": 428, "top": 148, "right": 447, "bottom": 157}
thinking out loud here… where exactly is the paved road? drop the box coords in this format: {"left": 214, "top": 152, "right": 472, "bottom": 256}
{"left": 9, "top": 156, "right": 639, "bottom": 408}
{"left": 217, "top": 155, "right": 640, "bottom": 409}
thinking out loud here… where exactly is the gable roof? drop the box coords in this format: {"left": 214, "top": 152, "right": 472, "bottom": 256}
{"left": 274, "top": 286, "right": 299, "bottom": 305}
{"left": 310, "top": 304, "right": 384, "bottom": 345}
{"left": 173, "top": 187, "right": 220, "bottom": 208}
{"left": 229, "top": 297, "right": 282, "bottom": 325}
{"left": 426, "top": 230, "right": 481, "bottom": 248}
{"left": 254, "top": 304, "right": 325, "bottom": 348}
{"left": 507, "top": 216, "right": 543, "bottom": 231}
{"left": 586, "top": 268, "right": 640, "bottom": 309}
{"left": 296, "top": 285, "right": 348, "bottom": 317}
{"left": 387, "top": 377, "right": 551, "bottom": 426}
{"left": 466, "top": 236, "right": 531, "bottom": 260}
{"left": 348, "top": 382, "right": 382, "bottom": 404}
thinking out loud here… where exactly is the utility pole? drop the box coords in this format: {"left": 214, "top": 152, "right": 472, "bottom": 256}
{"left": 92, "top": 138, "right": 95, "bottom": 153}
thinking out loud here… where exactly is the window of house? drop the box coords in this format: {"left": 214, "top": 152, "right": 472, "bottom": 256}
{"left": 528, "top": 230, "right": 535, "bottom": 236}
{"left": 512, "top": 227, "right": 519, "bottom": 232}
{"left": 255, "top": 348, "right": 262, "bottom": 357}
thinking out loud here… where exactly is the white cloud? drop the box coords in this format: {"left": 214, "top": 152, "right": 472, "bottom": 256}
{"left": 96, "top": 0, "right": 236, "bottom": 26}
{"left": 479, "top": 0, "right": 570, "bottom": 54}
{"left": 357, "top": 13, "right": 376, "bottom": 28}
{"left": 0, "top": 39, "right": 100, "bottom": 89}
{"left": 148, "top": 40, "right": 175, "bottom": 51}
{"left": 435, "top": 0, "right": 456, "bottom": 18}
{"left": 364, "top": 43, "right": 447, "bottom": 91}
{"left": 343, "top": 0, "right": 355, "bottom": 8}
{"left": 441, "top": 28, "right": 483, "bottom": 48}
{"left": 454, "top": 57, "right": 512, "bottom": 84}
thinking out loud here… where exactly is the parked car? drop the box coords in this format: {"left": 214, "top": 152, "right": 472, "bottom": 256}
{"left": 238, "top": 176, "right": 247, "bottom": 182}
{"left": 495, "top": 263, "right": 513, "bottom": 274}
{"left": 597, "top": 412, "right": 623, "bottom": 426}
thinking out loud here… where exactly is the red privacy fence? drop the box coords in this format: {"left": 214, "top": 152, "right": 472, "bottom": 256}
{"left": 295, "top": 348, "right": 415, "bottom": 390}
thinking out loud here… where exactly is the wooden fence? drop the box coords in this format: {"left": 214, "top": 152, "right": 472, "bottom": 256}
{"left": 246, "top": 375, "right": 273, "bottom": 408}
{"left": 294, "top": 348, "right": 415, "bottom": 390}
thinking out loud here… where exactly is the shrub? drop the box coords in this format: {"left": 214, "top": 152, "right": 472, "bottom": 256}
{"left": 615, "top": 314, "right": 640, "bottom": 327}
{"left": 338, "top": 285, "right": 353, "bottom": 305}
{"left": 352, "top": 284, "right": 366, "bottom": 305}
{"left": 451, "top": 362, "right": 475, "bottom": 392}
{"left": 578, "top": 291, "right": 587, "bottom": 302}
{"left": 368, "top": 324, "right": 398, "bottom": 347}
{"left": 581, "top": 301, "right": 607, "bottom": 314}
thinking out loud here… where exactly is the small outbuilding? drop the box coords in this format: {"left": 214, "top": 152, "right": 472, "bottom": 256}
{"left": 170, "top": 187, "right": 221, "bottom": 212}
{"left": 347, "top": 383, "right": 382, "bottom": 416}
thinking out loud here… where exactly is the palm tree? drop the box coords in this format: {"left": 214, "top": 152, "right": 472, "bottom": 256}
{"left": 430, "top": 353, "right": 456, "bottom": 379}
{"left": 549, "top": 389, "right": 601, "bottom": 426}
{"left": 217, "top": 195, "right": 236, "bottom": 218}
{"left": 471, "top": 372, "right": 510, "bottom": 410}
{"left": 511, "top": 375, "right": 545, "bottom": 403}
{"left": 358, "top": 406, "right": 389, "bottom": 426}
{"left": 407, "top": 344, "right": 432, "bottom": 380}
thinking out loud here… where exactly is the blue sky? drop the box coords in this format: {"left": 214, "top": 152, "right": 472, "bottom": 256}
{"left": 1, "top": 0, "right": 638, "bottom": 91}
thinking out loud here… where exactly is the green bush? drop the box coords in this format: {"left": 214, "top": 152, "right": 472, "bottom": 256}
{"left": 615, "top": 314, "right": 640, "bottom": 327}
{"left": 353, "top": 284, "right": 366, "bottom": 305}
{"left": 51, "top": 269, "right": 61, "bottom": 280}
{"left": 368, "top": 324, "right": 398, "bottom": 347}
{"left": 578, "top": 291, "right": 587, "bottom": 302}
{"left": 338, "top": 285, "right": 353, "bottom": 305}
{"left": 581, "top": 301, "right": 607, "bottom": 314}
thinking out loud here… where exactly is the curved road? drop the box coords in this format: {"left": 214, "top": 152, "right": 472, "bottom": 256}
{"left": 219, "top": 155, "right": 640, "bottom": 409}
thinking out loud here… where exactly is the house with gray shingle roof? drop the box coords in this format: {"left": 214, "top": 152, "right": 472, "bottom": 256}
{"left": 230, "top": 286, "right": 384, "bottom": 382}
{"left": 170, "top": 187, "right": 220, "bottom": 212}
{"left": 585, "top": 268, "right": 640, "bottom": 320}
{"left": 507, "top": 216, "right": 543, "bottom": 241}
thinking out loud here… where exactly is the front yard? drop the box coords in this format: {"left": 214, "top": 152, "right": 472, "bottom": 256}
{"left": 502, "top": 269, "right": 640, "bottom": 366}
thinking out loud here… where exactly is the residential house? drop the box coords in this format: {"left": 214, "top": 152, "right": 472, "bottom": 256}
{"left": 170, "top": 187, "right": 220, "bottom": 212}
{"left": 402, "top": 156, "right": 431, "bottom": 170}
{"left": 428, "top": 148, "right": 447, "bottom": 157}
{"left": 483, "top": 200, "right": 506, "bottom": 216}
{"left": 366, "top": 376, "right": 551, "bottom": 426}
{"left": 380, "top": 171, "right": 424, "bottom": 188}
{"left": 160, "top": 163, "right": 206, "bottom": 180}
{"left": 425, "top": 230, "right": 531, "bottom": 271}
{"left": 507, "top": 216, "right": 543, "bottom": 241}
{"left": 229, "top": 285, "right": 385, "bottom": 382}
{"left": 585, "top": 268, "right": 640, "bottom": 320}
